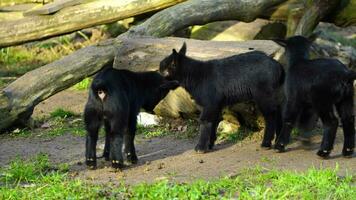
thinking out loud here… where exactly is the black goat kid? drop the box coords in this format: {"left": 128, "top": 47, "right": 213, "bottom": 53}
{"left": 160, "top": 43, "right": 284, "bottom": 153}
{"left": 84, "top": 66, "right": 178, "bottom": 169}
{"left": 274, "top": 35, "right": 355, "bottom": 158}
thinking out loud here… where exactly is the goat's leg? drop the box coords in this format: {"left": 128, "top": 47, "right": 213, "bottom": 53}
{"left": 275, "top": 101, "right": 300, "bottom": 152}
{"left": 209, "top": 116, "right": 221, "bottom": 150}
{"left": 257, "top": 100, "right": 279, "bottom": 149}
{"left": 107, "top": 116, "right": 127, "bottom": 169}
{"left": 316, "top": 106, "right": 338, "bottom": 158}
{"left": 195, "top": 107, "right": 221, "bottom": 153}
{"left": 124, "top": 113, "right": 138, "bottom": 164}
{"left": 84, "top": 107, "right": 101, "bottom": 169}
{"left": 102, "top": 120, "right": 111, "bottom": 161}
{"left": 336, "top": 95, "right": 355, "bottom": 158}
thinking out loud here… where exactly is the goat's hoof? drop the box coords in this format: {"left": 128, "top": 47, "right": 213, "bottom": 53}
{"left": 195, "top": 144, "right": 209, "bottom": 154}
{"left": 86, "top": 158, "right": 97, "bottom": 170}
{"left": 102, "top": 153, "right": 110, "bottom": 161}
{"left": 111, "top": 160, "right": 123, "bottom": 169}
{"left": 274, "top": 143, "right": 285, "bottom": 152}
{"left": 342, "top": 148, "right": 354, "bottom": 158}
{"left": 261, "top": 142, "right": 272, "bottom": 150}
{"left": 126, "top": 154, "right": 138, "bottom": 165}
{"left": 317, "top": 149, "right": 331, "bottom": 159}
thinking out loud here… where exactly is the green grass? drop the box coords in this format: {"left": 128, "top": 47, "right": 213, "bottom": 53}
{"left": 1, "top": 155, "right": 355, "bottom": 200}
{"left": 0, "top": 154, "right": 127, "bottom": 200}
{"left": 131, "top": 167, "right": 356, "bottom": 200}
{"left": 50, "top": 108, "right": 76, "bottom": 119}
{"left": 9, "top": 108, "right": 85, "bottom": 138}
{"left": 136, "top": 119, "right": 199, "bottom": 139}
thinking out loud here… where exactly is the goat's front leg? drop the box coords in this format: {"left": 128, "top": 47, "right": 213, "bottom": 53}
{"left": 195, "top": 107, "right": 221, "bottom": 153}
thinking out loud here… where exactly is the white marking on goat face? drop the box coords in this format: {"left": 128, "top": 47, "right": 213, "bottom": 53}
{"left": 98, "top": 90, "right": 106, "bottom": 101}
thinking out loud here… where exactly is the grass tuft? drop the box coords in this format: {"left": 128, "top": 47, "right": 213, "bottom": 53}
{"left": 50, "top": 108, "right": 76, "bottom": 119}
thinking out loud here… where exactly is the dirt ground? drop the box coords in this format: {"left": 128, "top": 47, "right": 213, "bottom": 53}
{"left": 1, "top": 90, "right": 355, "bottom": 185}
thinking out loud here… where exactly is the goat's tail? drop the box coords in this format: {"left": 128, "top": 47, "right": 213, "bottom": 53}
{"left": 90, "top": 59, "right": 115, "bottom": 100}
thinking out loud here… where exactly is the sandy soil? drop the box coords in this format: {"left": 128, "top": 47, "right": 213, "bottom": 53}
{"left": 1, "top": 90, "right": 355, "bottom": 185}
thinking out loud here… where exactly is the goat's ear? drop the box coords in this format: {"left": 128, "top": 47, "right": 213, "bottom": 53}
{"left": 179, "top": 42, "right": 187, "bottom": 55}
{"left": 308, "top": 31, "right": 321, "bottom": 42}
{"left": 172, "top": 48, "right": 178, "bottom": 54}
{"left": 273, "top": 39, "right": 287, "bottom": 47}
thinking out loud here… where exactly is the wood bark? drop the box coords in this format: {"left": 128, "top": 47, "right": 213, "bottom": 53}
{"left": 0, "top": 0, "right": 186, "bottom": 47}
{"left": 23, "top": 0, "right": 83, "bottom": 16}
{"left": 0, "top": 0, "right": 51, "bottom": 7}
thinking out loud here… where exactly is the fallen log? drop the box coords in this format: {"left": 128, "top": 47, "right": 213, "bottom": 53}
{"left": 0, "top": 0, "right": 186, "bottom": 47}
{"left": 0, "top": 0, "right": 51, "bottom": 7}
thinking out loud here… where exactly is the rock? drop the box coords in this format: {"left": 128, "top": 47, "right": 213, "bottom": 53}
{"left": 137, "top": 112, "right": 160, "bottom": 126}
{"left": 217, "top": 120, "right": 239, "bottom": 134}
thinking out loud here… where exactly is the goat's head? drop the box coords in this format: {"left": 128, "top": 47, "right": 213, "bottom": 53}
{"left": 273, "top": 32, "right": 319, "bottom": 60}
{"left": 273, "top": 32, "right": 319, "bottom": 50}
{"left": 159, "top": 42, "right": 187, "bottom": 80}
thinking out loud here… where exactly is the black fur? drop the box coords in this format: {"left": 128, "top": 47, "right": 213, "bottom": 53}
{"left": 159, "top": 43, "right": 285, "bottom": 152}
{"left": 84, "top": 66, "right": 178, "bottom": 169}
{"left": 274, "top": 35, "right": 355, "bottom": 158}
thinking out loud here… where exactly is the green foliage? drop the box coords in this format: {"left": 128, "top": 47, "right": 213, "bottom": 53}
{"left": 136, "top": 124, "right": 169, "bottom": 138}
{"left": 50, "top": 108, "right": 76, "bottom": 119}
{"left": 72, "top": 77, "right": 92, "bottom": 90}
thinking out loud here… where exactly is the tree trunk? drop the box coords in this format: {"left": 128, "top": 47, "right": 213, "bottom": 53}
{"left": 127, "top": 0, "right": 286, "bottom": 38}
{"left": 289, "top": 0, "right": 340, "bottom": 36}
{"left": 0, "top": 0, "right": 186, "bottom": 47}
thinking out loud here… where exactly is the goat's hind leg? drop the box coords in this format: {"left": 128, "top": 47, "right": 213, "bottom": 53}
{"left": 257, "top": 100, "right": 279, "bottom": 149}
{"left": 124, "top": 112, "right": 139, "bottom": 164}
{"left": 336, "top": 94, "right": 355, "bottom": 158}
{"left": 275, "top": 101, "right": 300, "bottom": 152}
{"left": 84, "top": 107, "right": 101, "bottom": 169}
{"left": 102, "top": 120, "right": 111, "bottom": 161}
